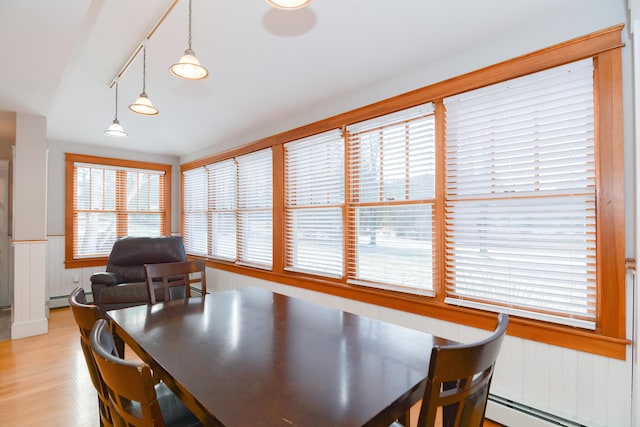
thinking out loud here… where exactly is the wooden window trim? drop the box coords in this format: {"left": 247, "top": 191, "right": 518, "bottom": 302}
{"left": 65, "top": 153, "right": 172, "bottom": 268}
{"left": 182, "top": 25, "right": 628, "bottom": 359}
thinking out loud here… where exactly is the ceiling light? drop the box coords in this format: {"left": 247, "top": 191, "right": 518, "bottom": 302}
{"left": 104, "top": 82, "right": 128, "bottom": 138}
{"left": 129, "top": 44, "right": 159, "bottom": 116}
{"left": 170, "top": 0, "right": 209, "bottom": 80}
{"left": 266, "top": 0, "right": 312, "bottom": 10}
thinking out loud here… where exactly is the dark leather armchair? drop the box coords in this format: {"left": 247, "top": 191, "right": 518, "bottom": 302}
{"left": 90, "top": 236, "right": 187, "bottom": 314}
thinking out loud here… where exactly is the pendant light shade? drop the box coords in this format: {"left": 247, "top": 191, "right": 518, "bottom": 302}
{"left": 129, "top": 43, "right": 159, "bottom": 116}
{"left": 266, "top": 0, "right": 312, "bottom": 10}
{"left": 105, "top": 119, "right": 128, "bottom": 138}
{"left": 170, "top": 0, "right": 209, "bottom": 80}
{"left": 105, "top": 83, "right": 128, "bottom": 138}
{"left": 129, "top": 92, "right": 159, "bottom": 116}
{"left": 170, "top": 49, "right": 208, "bottom": 80}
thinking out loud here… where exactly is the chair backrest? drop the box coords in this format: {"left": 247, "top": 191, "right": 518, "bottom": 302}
{"left": 90, "top": 318, "right": 166, "bottom": 427}
{"left": 68, "top": 287, "right": 114, "bottom": 426}
{"left": 144, "top": 260, "right": 207, "bottom": 305}
{"left": 69, "top": 286, "right": 103, "bottom": 340}
{"left": 417, "top": 313, "right": 508, "bottom": 427}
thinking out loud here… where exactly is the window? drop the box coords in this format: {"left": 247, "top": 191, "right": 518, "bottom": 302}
{"left": 208, "top": 160, "right": 238, "bottom": 260}
{"left": 182, "top": 162, "right": 239, "bottom": 258}
{"left": 237, "top": 150, "right": 273, "bottom": 268}
{"left": 346, "top": 104, "right": 436, "bottom": 295}
{"left": 285, "top": 130, "right": 344, "bottom": 277}
{"left": 182, "top": 167, "right": 208, "bottom": 256}
{"left": 444, "top": 59, "right": 597, "bottom": 329}
{"left": 181, "top": 148, "right": 272, "bottom": 268}
{"left": 180, "top": 27, "right": 624, "bottom": 358}
{"left": 65, "top": 154, "right": 171, "bottom": 267}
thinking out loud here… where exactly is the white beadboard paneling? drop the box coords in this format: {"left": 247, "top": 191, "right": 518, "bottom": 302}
{"left": 576, "top": 350, "right": 596, "bottom": 423}
{"left": 46, "top": 235, "right": 107, "bottom": 307}
{"left": 439, "top": 320, "right": 462, "bottom": 342}
{"left": 390, "top": 310, "right": 429, "bottom": 332}
{"left": 608, "top": 356, "right": 632, "bottom": 426}
{"left": 12, "top": 240, "right": 48, "bottom": 338}
{"left": 548, "top": 344, "right": 579, "bottom": 420}
{"left": 492, "top": 335, "right": 524, "bottom": 402}
{"left": 457, "top": 323, "right": 489, "bottom": 345}
{"left": 589, "top": 355, "right": 609, "bottom": 425}
{"left": 421, "top": 315, "right": 441, "bottom": 337}
{"left": 524, "top": 341, "right": 551, "bottom": 411}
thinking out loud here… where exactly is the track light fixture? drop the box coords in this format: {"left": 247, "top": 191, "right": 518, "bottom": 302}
{"left": 129, "top": 43, "right": 159, "bottom": 116}
{"left": 169, "top": 0, "right": 209, "bottom": 80}
{"left": 104, "top": 82, "right": 128, "bottom": 138}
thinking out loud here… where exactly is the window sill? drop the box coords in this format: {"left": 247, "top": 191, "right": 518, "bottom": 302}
{"left": 65, "top": 257, "right": 108, "bottom": 269}
{"left": 205, "top": 258, "right": 630, "bottom": 360}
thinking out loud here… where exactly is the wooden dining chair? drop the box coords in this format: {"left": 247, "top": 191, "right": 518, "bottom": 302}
{"left": 68, "top": 287, "right": 115, "bottom": 427}
{"left": 410, "top": 313, "right": 508, "bottom": 427}
{"left": 144, "top": 259, "right": 207, "bottom": 304}
{"left": 90, "top": 318, "right": 202, "bottom": 427}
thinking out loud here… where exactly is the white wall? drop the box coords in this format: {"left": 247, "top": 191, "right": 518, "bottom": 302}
{"left": 15, "top": 114, "right": 47, "bottom": 240}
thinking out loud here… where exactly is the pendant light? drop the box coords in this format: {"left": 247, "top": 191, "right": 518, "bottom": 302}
{"left": 129, "top": 43, "right": 159, "bottom": 116}
{"left": 104, "top": 82, "right": 128, "bottom": 138}
{"left": 169, "top": 0, "right": 209, "bottom": 80}
{"left": 266, "top": 0, "right": 312, "bottom": 10}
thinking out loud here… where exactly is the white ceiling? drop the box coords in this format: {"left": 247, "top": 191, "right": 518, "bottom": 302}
{"left": 0, "top": 0, "right": 618, "bottom": 158}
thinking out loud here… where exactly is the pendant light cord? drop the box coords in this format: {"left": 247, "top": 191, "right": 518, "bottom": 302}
{"left": 142, "top": 44, "right": 147, "bottom": 93}
{"left": 115, "top": 82, "right": 119, "bottom": 120}
{"left": 188, "top": 0, "right": 193, "bottom": 51}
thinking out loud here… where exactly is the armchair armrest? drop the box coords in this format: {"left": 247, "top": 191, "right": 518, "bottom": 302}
{"left": 91, "top": 272, "right": 122, "bottom": 306}
{"left": 90, "top": 272, "right": 120, "bottom": 286}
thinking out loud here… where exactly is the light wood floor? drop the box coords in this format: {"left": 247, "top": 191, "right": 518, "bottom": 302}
{"left": 0, "top": 308, "right": 504, "bottom": 426}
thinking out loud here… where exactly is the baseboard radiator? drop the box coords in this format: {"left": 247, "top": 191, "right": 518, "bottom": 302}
{"left": 486, "top": 395, "right": 585, "bottom": 427}
{"left": 48, "top": 294, "right": 73, "bottom": 309}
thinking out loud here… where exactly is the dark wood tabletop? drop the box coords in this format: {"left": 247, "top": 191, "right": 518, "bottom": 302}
{"left": 106, "top": 287, "right": 452, "bottom": 427}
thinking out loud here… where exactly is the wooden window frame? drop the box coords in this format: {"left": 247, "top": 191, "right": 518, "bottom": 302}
{"left": 181, "top": 25, "right": 627, "bottom": 359}
{"left": 283, "top": 130, "right": 345, "bottom": 278}
{"left": 345, "top": 109, "right": 437, "bottom": 294}
{"left": 65, "top": 153, "right": 172, "bottom": 268}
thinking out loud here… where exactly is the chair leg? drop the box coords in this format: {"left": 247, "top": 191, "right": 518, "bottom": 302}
{"left": 113, "top": 333, "right": 125, "bottom": 358}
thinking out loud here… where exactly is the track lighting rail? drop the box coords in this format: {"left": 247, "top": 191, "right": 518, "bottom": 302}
{"left": 107, "top": 0, "right": 180, "bottom": 89}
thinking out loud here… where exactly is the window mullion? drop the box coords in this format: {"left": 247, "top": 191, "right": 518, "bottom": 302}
{"left": 116, "top": 169, "right": 127, "bottom": 238}
{"left": 435, "top": 100, "right": 447, "bottom": 303}
{"left": 272, "top": 145, "right": 285, "bottom": 273}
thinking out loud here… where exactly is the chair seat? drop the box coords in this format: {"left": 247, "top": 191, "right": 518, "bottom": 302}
{"left": 155, "top": 382, "right": 202, "bottom": 427}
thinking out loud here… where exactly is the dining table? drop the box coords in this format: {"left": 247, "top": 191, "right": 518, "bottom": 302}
{"left": 105, "top": 286, "right": 454, "bottom": 426}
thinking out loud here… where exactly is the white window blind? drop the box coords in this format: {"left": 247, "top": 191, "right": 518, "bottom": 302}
{"left": 183, "top": 167, "right": 208, "bottom": 256}
{"left": 208, "top": 160, "right": 237, "bottom": 260}
{"left": 237, "top": 149, "right": 273, "bottom": 268}
{"left": 346, "top": 103, "right": 436, "bottom": 294}
{"left": 284, "top": 130, "right": 344, "bottom": 277}
{"left": 444, "top": 58, "right": 596, "bottom": 329}
{"left": 74, "top": 162, "right": 166, "bottom": 258}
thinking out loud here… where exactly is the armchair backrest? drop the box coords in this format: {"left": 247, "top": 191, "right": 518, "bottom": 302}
{"left": 107, "top": 236, "right": 187, "bottom": 282}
